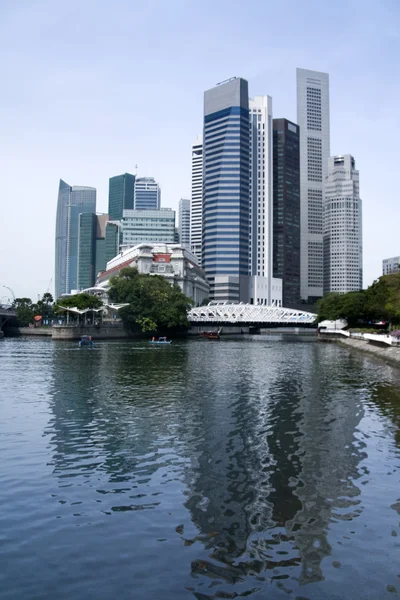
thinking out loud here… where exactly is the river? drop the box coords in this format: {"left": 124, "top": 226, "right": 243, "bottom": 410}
{"left": 0, "top": 336, "right": 399, "bottom": 599}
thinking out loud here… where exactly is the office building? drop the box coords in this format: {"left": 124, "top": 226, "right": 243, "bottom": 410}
{"left": 297, "top": 68, "right": 330, "bottom": 302}
{"left": 55, "top": 179, "right": 96, "bottom": 298}
{"left": 134, "top": 177, "right": 161, "bottom": 210}
{"left": 383, "top": 256, "right": 400, "bottom": 275}
{"left": 97, "top": 243, "right": 209, "bottom": 306}
{"left": 108, "top": 173, "right": 135, "bottom": 221}
{"left": 121, "top": 208, "right": 175, "bottom": 249}
{"left": 203, "top": 77, "right": 250, "bottom": 302}
{"left": 190, "top": 137, "right": 203, "bottom": 264}
{"left": 273, "top": 119, "right": 301, "bottom": 307}
{"left": 323, "top": 155, "right": 362, "bottom": 293}
{"left": 105, "top": 221, "right": 121, "bottom": 264}
{"left": 178, "top": 198, "right": 190, "bottom": 250}
{"left": 77, "top": 213, "right": 109, "bottom": 290}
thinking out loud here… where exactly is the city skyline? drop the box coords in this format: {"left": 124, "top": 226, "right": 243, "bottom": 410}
{"left": 1, "top": 0, "right": 399, "bottom": 299}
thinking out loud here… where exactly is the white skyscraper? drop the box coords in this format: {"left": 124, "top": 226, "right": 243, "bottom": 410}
{"left": 248, "top": 96, "right": 276, "bottom": 303}
{"left": 178, "top": 198, "right": 190, "bottom": 250}
{"left": 383, "top": 256, "right": 400, "bottom": 275}
{"left": 297, "top": 68, "right": 330, "bottom": 302}
{"left": 190, "top": 136, "right": 203, "bottom": 264}
{"left": 323, "top": 155, "right": 362, "bottom": 293}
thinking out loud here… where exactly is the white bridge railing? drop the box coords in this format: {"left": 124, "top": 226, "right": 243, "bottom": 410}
{"left": 188, "top": 303, "right": 317, "bottom": 325}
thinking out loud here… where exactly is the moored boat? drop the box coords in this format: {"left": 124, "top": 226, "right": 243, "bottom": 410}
{"left": 200, "top": 327, "right": 222, "bottom": 340}
{"left": 79, "top": 335, "right": 94, "bottom": 347}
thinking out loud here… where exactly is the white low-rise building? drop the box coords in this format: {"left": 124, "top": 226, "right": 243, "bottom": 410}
{"left": 96, "top": 243, "right": 209, "bottom": 306}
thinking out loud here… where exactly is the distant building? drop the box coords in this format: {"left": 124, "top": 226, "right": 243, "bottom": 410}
{"left": 190, "top": 137, "right": 203, "bottom": 264}
{"left": 178, "top": 198, "right": 190, "bottom": 250}
{"left": 97, "top": 243, "right": 209, "bottom": 306}
{"left": 55, "top": 179, "right": 96, "bottom": 298}
{"left": 105, "top": 221, "right": 121, "bottom": 265}
{"left": 77, "top": 213, "right": 108, "bottom": 290}
{"left": 297, "top": 68, "right": 330, "bottom": 302}
{"left": 134, "top": 177, "right": 161, "bottom": 210}
{"left": 273, "top": 119, "right": 301, "bottom": 307}
{"left": 121, "top": 208, "right": 175, "bottom": 249}
{"left": 383, "top": 256, "right": 400, "bottom": 275}
{"left": 203, "top": 77, "right": 250, "bottom": 302}
{"left": 323, "top": 155, "right": 362, "bottom": 293}
{"left": 108, "top": 173, "right": 135, "bottom": 221}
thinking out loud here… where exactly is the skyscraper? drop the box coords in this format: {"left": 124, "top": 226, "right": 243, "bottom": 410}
{"left": 178, "top": 198, "right": 190, "bottom": 250}
{"left": 121, "top": 208, "right": 175, "bottom": 248}
{"left": 77, "top": 212, "right": 97, "bottom": 290}
{"left": 134, "top": 177, "right": 161, "bottom": 210}
{"left": 273, "top": 119, "right": 301, "bottom": 307}
{"left": 108, "top": 173, "right": 135, "bottom": 221}
{"left": 203, "top": 77, "right": 250, "bottom": 302}
{"left": 323, "top": 155, "right": 362, "bottom": 293}
{"left": 55, "top": 179, "right": 96, "bottom": 298}
{"left": 297, "top": 68, "right": 330, "bottom": 302}
{"left": 105, "top": 221, "right": 121, "bottom": 264}
{"left": 382, "top": 256, "right": 400, "bottom": 275}
{"left": 190, "top": 137, "right": 203, "bottom": 264}
{"left": 249, "top": 96, "right": 273, "bottom": 281}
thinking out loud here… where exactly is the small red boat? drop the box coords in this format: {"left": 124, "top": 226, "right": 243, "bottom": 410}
{"left": 200, "top": 327, "right": 222, "bottom": 340}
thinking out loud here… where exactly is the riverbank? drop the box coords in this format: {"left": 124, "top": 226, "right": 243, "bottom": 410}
{"left": 321, "top": 335, "right": 400, "bottom": 366}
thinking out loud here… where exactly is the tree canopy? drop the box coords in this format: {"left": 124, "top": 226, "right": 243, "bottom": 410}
{"left": 12, "top": 294, "right": 55, "bottom": 327}
{"left": 108, "top": 267, "right": 192, "bottom": 333}
{"left": 55, "top": 293, "right": 103, "bottom": 311}
{"left": 316, "top": 273, "right": 400, "bottom": 327}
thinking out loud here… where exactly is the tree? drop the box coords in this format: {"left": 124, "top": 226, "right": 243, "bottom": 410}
{"left": 108, "top": 267, "right": 192, "bottom": 333}
{"left": 42, "top": 292, "right": 54, "bottom": 305}
{"left": 55, "top": 293, "right": 102, "bottom": 312}
{"left": 13, "top": 297, "right": 35, "bottom": 327}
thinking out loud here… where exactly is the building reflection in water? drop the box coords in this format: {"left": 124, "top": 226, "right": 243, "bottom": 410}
{"left": 182, "top": 339, "right": 367, "bottom": 590}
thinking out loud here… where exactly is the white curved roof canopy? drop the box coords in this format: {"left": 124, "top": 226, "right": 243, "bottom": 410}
{"left": 188, "top": 303, "right": 317, "bottom": 325}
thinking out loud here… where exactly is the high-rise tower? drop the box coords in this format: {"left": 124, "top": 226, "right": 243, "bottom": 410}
{"left": 273, "top": 119, "right": 301, "bottom": 307}
{"left": 297, "top": 68, "right": 330, "bottom": 302}
{"left": 323, "top": 155, "right": 362, "bottom": 293}
{"left": 134, "top": 177, "right": 161, "bottom": 210}
{"left": 108, "top": 173, "right": 135, "bottom": 221}
{"left": 203, "top": 77, "right": 250, "bottom": 302}
{"left": 190, "top": 137, "right": 203, "bottom": 264}
{"left": 55, "top": 179, "right": 96, "bottom": 298}
{"left": 178, "top": 198, "right": 190, "bottom": 250}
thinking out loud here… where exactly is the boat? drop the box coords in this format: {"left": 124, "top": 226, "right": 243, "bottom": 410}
{"left": 149, "top": 336, "right": 172, "bottom": 345}
{"left": 79, "top": 335, "right": 94, "bottom": 347}
{"left": 200, "top": 327, "right": 222, "bottom": 340}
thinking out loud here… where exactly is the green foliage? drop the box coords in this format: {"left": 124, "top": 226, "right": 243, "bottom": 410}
{"left": 12, "top": 293, "right": 55, "bottom": 327}
{"left": 55, "top": 293, "right": 103, "bottom": 312}
{"left": 317, "top": 273, "right": 400, "bottom": 326}
{"left": 108, "top": 267, "right": 192, "bottom": 333}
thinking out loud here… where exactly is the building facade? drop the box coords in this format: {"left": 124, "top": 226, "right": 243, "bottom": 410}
{"left": 108, "top": 173, "right": 135, "bottom": 221}
{"left": 77, "top": 213, "right": 109, "bottom": 290}
{"left": 383, "top": 256, "right": 400, "bottom": 275}
{"left": 178, "top": 198, "right": 190, "bottom": 251}
{"left": 97, "top": 243, "right": 209, "bottom": 306}
{"left": 203, "top": 77, "right": 250, "bottom": 302}
{"left": 273, "top": 119, "right": 301, "bottom": 307}
{"left": 104, "top": 221, "right": 121, "bottom": 265}
{"left": 297, "top": 68, "right": 330, "bottom": 302}
{"left": 121, "top": 208, "right": 175, "bottom": 249}
{"left": 190, "top": 137, "right": 203, "bottom": 264}
{"left": 55, "top": 179, "right": 96, "bottom": 298}
{"left": 323, "top": 155, "right": 362, "bottom": 293}
{"left": 134, "top": 177, "right": 161, "bottom": 210}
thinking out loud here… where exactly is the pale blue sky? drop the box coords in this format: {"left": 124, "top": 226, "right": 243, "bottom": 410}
{"left": 1, "top": 0, "right": 399, "bottom": 300}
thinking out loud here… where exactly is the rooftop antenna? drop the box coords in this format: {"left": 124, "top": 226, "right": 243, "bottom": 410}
{"left": 134, "top": 164, "right": 138, "bottom": 175}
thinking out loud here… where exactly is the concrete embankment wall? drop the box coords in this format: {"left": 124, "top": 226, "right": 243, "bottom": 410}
{"left": 6, "top": 327, "right": 52, "bottom": 337}
{"left": 320, "top": 335, "right": 400, "bottom": 366}
{"left": 52, "top": 325, "right": 130, "bottom": 340}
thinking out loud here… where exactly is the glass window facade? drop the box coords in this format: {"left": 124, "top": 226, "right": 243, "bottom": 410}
{"left": 108, "top": 173, "right": 135, "bottom": 221}
{"left": 273, "top": 119, "right": 301, "bottom": 307}
{"left": 77, "top": 213, "right": 97, "bottom": 290}
{"left": 134, "top": 177, "right": 161, "bottom": 210}
{"left": 203, "top": 78, "right": 250, "bottom": 301}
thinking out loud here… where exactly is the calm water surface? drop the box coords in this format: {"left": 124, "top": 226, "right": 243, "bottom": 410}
{"left": 1, "top": 336, "right": 400, "bottom": 599}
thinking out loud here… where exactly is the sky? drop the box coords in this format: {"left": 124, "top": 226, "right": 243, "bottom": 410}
{"left": 1, "top": 0, "right": 399, "bottom": 301}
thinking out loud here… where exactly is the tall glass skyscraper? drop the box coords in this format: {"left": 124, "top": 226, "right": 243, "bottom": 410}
{"left": 55, "top": 179, "right": 96, "bottom": 298}
{"left": 77, "top": 213, "right": 108, "bottom": 290}
{"left": 203, "top": 77, "right": 250, "bottom": 302}
{"left": 134, "top": 177, "right": 161, "bottom": 210}
{"left": 108, "top": 173, "right": 135, "bottom": 221}
{"left": 273, "top": 119, "right": 301, "bottom": 307}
